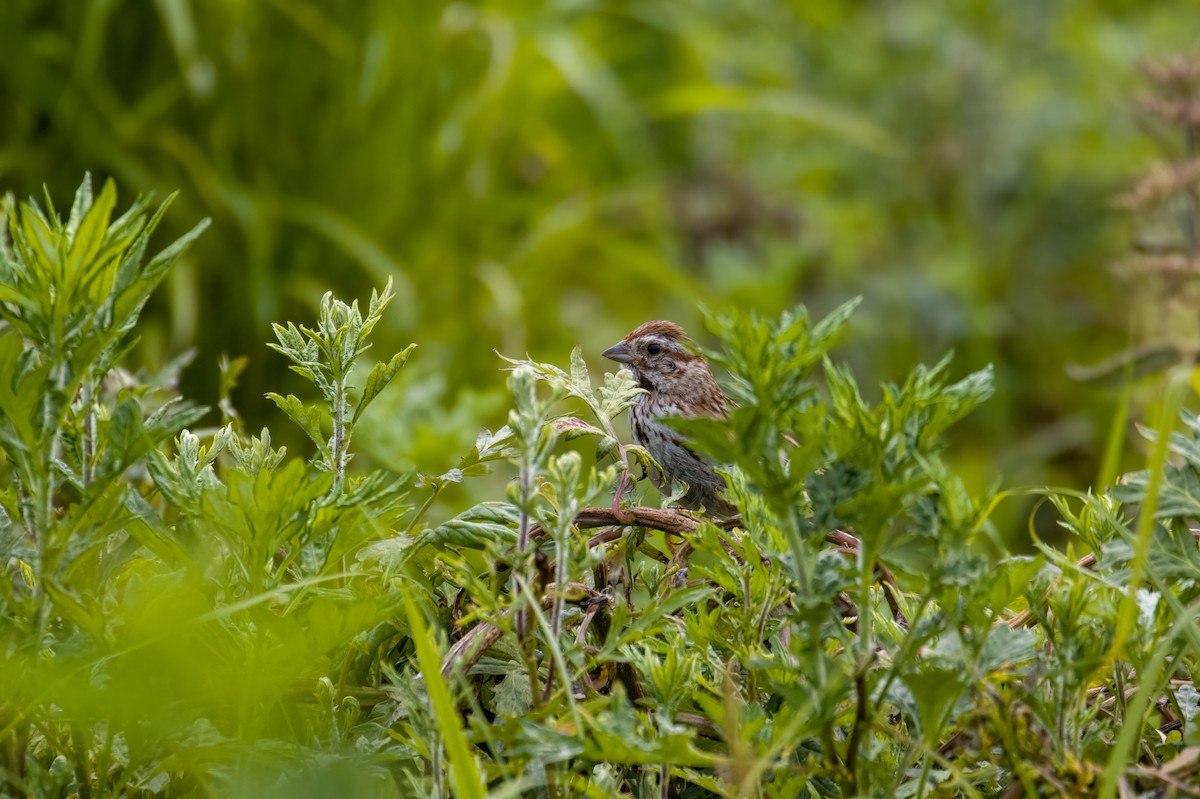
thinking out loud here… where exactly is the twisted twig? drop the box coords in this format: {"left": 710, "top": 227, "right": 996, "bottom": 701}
{"left": 441, "top": 582, "right": 599, "bottom": 681}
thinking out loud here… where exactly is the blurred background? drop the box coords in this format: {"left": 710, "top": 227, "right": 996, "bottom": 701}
{"left": 3, "top": 0, "right": 1199, "bottom": 536}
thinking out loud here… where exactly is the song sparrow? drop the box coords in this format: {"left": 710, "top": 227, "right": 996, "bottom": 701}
{"left": 602, "top": 321, "right": 736, "bottom": 518}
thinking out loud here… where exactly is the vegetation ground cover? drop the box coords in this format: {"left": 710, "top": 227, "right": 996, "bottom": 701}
{"left": 3, "top": 177, "right": 1200, "bottom": 798}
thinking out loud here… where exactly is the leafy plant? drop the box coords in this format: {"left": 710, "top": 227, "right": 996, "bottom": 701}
{"left": 5, "top": 175, "right": 1200, "bottom": 799}
{"left": 0, "top": 174, "right": 208, "bottom": 645}
{"left": 0, "top": 178, "right": 418, "bottom": 797}
{"left": 267, "top": 277, "right": 414, "bottom": 496}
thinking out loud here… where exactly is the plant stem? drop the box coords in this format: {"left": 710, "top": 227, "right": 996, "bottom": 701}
{"left": 595, "top": 408, "right": 633, "bottom": 515}
{"left": 514, "top": 457, "right": 533, "bottom": 639}
{"left": 844, "top": 668, "right": 869, "bottom": 795}
{"left": 80, "top": 377, "right": 96, "bottom": 489}
{"left": 71, "top": 726, "right": 92, "bottom": 799}
{"left": 513, "top": 577, "right": 542, "bottom": 709}
{"left": 550, "top": 534, "right": 569, "bottom": 636}
{"left": 404, "top": 484, "right": 444, "bottom": 535}
{"left": 32, "top": 356, "right": 69, "bottom": 646}
{"left": 330, "top": 376, "right": 349, "bottom": 495}
{"left": 514, "top": 457, "right": 544, "bottom": 703}
{"left": 38, "top": 358, "right": 66, "bottom": 532}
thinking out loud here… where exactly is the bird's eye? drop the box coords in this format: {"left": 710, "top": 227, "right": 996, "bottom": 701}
{"left": 646, "top": 343, "right": 662, "bottom": 355}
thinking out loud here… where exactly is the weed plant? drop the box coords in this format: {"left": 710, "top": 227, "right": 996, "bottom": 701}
{"left": 2, "top": 177, "right": 1200, "bottom": 798}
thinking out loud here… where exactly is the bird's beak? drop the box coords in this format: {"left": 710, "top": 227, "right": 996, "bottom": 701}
{"left": 602, "top": 341, "right": 633, "bottom": 364}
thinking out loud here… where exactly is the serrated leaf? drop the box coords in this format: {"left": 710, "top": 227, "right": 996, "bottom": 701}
{"left": 1177, "top": 684, "right": 1200, "bottom": 723}
{"left": 420, "top": 502, "right": 519, "bottom": 548}
{"left": 553, "top": 416, "right": 605, "bottom": 439}
{"left": 476, "top": 425, "right": 512, "bottom": 456}
{"left": 457, "top": 426, "right": 515, "bottom": 471}
{"left": 266, "top": 392, "right": 326, "bottom": 449}
{"left": 939, "top": 364, "right": 995, "bottom": 422}
{"left": 596, "top": 367, "right": 642, "bottom": 420}
{"left": 493, "top": 671, "right": 533, "bottom": 717}
{"left": 418, "top": 467, "right": 464, "bottom": 490}
{"left": 976, "top": 625, "right": 1039, "bottom": 673}
{"left": 1167, "top": 429, "right": 1200, "bottom": 470}
{"left": 352, "top": 343, "right": 415, "bottom": 424}
{"left": 567, "top": 345, "right": 598, "bottom": 403}
{"left": 899, "top": 667, "right": 967, "bottom": 745}
{"left": 356, "top": 276, "right": 395, "bottom": 349}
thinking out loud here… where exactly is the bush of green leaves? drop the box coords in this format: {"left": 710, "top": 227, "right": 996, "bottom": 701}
{"left": 3, "top": 177, "right": 1199, "bottom": 798}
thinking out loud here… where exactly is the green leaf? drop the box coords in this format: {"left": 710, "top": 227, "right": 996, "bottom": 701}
{"left": 107, "top": 397, "right": 145, "bottom": 456}
{"left": 492, "top": 671, "right": 533, "bottom": 717}
{"left": 64, "top": 178, "right": 116, "bottom": 290}
{"left": 0, "top": 332, "right": 45, "bottom": 457}
{"left": 898, "top": 667, "right": 967, "bottom": 746}
{"left": 1176, "top": 684, "right": 1200, "bottom": 724}
{"left": 596, "top": 367, "right": 642, "bottom": 421}
{"left": 352, "top": 343, "right": 415, "bottom": 424}
{"left": 141, "top": 216, "right": 210, "bottom": 281}
{"left": 356, "top": 275, "right": 395, "bottom": 349}
{"left": 552, "top": 416, "right": 606, "bottom": 439}
{"left": 811, "top": 295, "right": 863, "bottom": 344}
{"left": 651, "top": 83, "right": 895, "bottom": 155}
{"left": 65, "top": 173, "right": 93, "bottom": 240}
{"left": 266, "top": 392, "right": 326, "bottom": 449}
{"left": 420, "top": 502, "right": 518, "bottom": 548}
{"left": 579, "top": 690, "right": 715, "bottom": 767}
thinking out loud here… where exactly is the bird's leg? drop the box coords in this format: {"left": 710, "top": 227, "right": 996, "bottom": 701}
{"left": 611, "top": 469, "right": 634, "bottom": 524}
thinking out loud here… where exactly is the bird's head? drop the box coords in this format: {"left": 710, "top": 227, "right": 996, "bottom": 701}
{"left": 602, "top": 320, "right": 710, "bottom": 395}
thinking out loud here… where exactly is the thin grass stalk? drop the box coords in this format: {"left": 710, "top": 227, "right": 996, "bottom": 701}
{"left": 1102, "top": 370, "right": 1187, "bottom": 670}
{"left": 403, "top": 588, "right": 486, "bottom": 799}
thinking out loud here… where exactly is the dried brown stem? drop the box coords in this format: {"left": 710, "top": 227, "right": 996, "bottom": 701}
{"left": 441, "top": 582, "right": 598, "bottom": 681}
{"left": 826, "top": 529, "right": 907, "bottom": 627}
{"left": 844, "top": 666, "right": 870, "bottom": 792}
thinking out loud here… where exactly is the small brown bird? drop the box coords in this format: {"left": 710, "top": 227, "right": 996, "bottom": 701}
{"left": 602, "top": 321, "right": 736, "bottom": 518}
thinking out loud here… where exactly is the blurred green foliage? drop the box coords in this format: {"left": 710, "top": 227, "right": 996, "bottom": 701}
{"left": 3, "top": 0, "right": 1200, "bottom": 526}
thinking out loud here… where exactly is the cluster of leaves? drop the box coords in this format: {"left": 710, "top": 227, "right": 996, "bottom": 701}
{"left": 4, "top": 177, "right": 1200, "bottom": 799}
{"left": 0, "top": 179, "right": 422, "bottom": 798}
